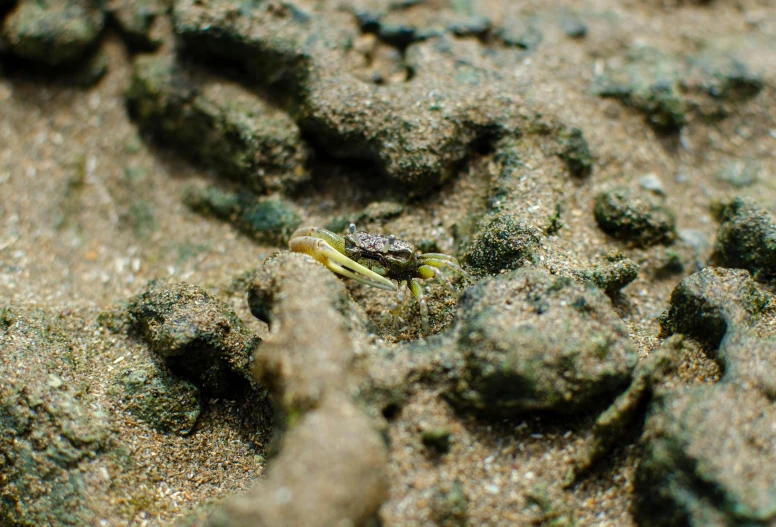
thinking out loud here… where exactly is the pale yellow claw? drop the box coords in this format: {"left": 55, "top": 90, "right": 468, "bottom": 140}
{"left": 289, "top": 236, "right": 397, "bottom": 291}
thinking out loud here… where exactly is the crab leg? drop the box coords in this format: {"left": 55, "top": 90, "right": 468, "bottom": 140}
{"left": 409, "top": 278, "right": 429, "bottom": 333}
{"left": 418, "top": 255, "right": 473, "bottom": 282}
{"left": 289, "top": 236, "right": 397, "bottom": 291}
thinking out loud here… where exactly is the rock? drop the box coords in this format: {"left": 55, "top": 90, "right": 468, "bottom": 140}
{"left": 496, "top": 18, "right": 543, "bottom": 50}
{"left": 171, "top": 0, "right": 586, "bottom": 196}
{"left": 594, "top": 43, "right": 765, "bottom": 132}
{"left": 204, "top": 251, "right": 387, "bottom": 526}
{"left": 1, "top": 0, "right": 105, "bottom": 66}
{"left": 560, "top": 17, "right": 587, "bottom": 39}
{"left": 638, "top": 173, "right": 665, "bottom": 195}
{"left": 0, "top": 306, "right": 127, "bottom": 526}
{"left": 659, "top": 267, "right": 769, "bottom": 348}
{"left": 573, "top": 251, "right": 640, "bottom": 296}
{"left": 634, "top": 384, "right": 776, "bottom": 527}
{"left": 464, "top": 213, "right": 542, "bottom": 274}
{"left": 107, "top": 0, "right": 169, "bottom": 51}
{"left": 557, "top": 126, "right": 593, "bottom": 178}
{"left": 126, "top": 54, "right": 312, "bottom": 193}
{"left": 184, "top": 186, "right": 302, "bottom": 245}
{"left": 114, "top": 362, "right": 201, "bottom": 435}
{"left": 711, "top": 197, "right": 776, "bottom": 281}
{"left": 446, "top": 267, "right": 637, "bottom": 415}
{"left": 594, "top": 187, "right": 677, "bottom": 247}
{"left": 127, "top": 280, "right": 261, "bottom": 397}
{"left": 566, "top": 335, "right": 683, "bottom": 485}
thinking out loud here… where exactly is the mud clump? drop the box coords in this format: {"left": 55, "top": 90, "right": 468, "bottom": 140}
{"left": 635, "top": 266, "right": 776, "bottom": 525}
{"left": 446, "top": 267, "right": 637, "bottom": 415}
{"left": 127, "top": 280, "right": 261, "bottom": 397}
{"left": 126, "top": 53, "right": 312, "bottom": 193}
{"left": 199, "top": 252, "right": 388, "bottom": 526}
{"left": 1, "top": 0, "right": 105, "bottom": 66}
{"left": 465, "top": 213, "right": 542, "bottom": 274}
{"left": 594, "top": 187, "right": 677, "bottom": 247}
{"left": 660, "top": 267, "right": 775, "bottom": 396}
{"left": 634, "top": 384, "right": 776, "bottom": 527}
{"left": 711, "top": 197, "right": 776, "bottom": 281}
{"left": 114, "top": 363, "right": 201, "bottom": 435}
{"left": 557, "top": 126, "right": 593, "bottom": 178}
{"left": 185, "top": 186, "right": 302, "bottom": 245}
{"left": 659, "top": 267, "right": 768, "bottom": 348}
{"left": 573, "top": 251, "right": 640, "bottom": 296}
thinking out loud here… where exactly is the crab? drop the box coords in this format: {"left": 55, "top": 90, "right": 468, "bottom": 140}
{"left": 289, "top": 224, "right": 471, "bottom": 332}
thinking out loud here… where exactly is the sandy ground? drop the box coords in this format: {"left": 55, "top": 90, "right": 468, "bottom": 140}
{"left": 1, "top": 0, "right": 775, "bottom": 525}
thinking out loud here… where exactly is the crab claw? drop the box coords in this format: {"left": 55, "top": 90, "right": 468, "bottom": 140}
{"left": 289, "top": 235, "right": 397, "bottom": 291}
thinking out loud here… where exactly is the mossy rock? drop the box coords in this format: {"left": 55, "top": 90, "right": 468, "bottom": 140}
{"left": 594, "top": 187, "right": 676, "bottom": 247}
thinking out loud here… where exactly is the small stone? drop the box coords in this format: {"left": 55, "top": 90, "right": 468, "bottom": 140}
{"left": 465, "top": 213, "right": 542, "bottom": 274}
{"left": 560, "top": 18, "right": 587, "bottom": 39}
{"left": 638, "top": 173, "right": 665, "bottom": 195}
{"left": 594, "top": 187, "right": 677, "bottom": 247}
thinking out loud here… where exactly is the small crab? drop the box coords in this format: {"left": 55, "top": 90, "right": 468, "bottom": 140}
{"left": 289, "top": 224, "right": 471, "bottom": 332}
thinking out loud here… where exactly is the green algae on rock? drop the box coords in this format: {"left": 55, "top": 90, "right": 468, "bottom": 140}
{"left": 446, "top": 267, "right": 637, "bottom": 415}
{"left": 594, "top": 187, "right": 677, "bottom": 247}
{"left": 711, "top": 197, "right": 776, "bottom": 281}
{"left": 573, "top": 251, "right": 640, "bottom": 297}
{"left": 184, "top": 186, "right": 302, "bottom": 245}
{"left": 127, "top": 280, "right": 261, "bottom": 397}
{"left": 464, "top": 213, "right": 542, "bottom": 275}
{"left": 126, "top": 53, "right": 312, "bottom": 193}
{"left": 1, "top": 0, "right": 105, "bottom": 66}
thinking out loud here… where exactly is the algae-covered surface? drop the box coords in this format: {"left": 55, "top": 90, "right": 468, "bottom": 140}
{"left": 1, "top": 0, "right": 775, "bottom": 525}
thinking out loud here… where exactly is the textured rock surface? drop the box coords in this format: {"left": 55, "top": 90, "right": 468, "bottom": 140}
{"left": 446, "top": 267, "right": 637, "bottom": 414}
{"left": 184, "top": 186, "right": 302, "bottom": 245}
{"left": 594, "top": 187, "right": 677, "bottom": 247}
{"left": 711, "top": 197, "right": 776, "bottom": 281}
{"left": 0, "top": 307, "right": 127, "bottom": 526}
{"left": 114, "top": 361, "right": 201, "bottom": 435}
{"left": 127, "top": 280, "right": 261, "bottom": 396}
{"left": 126, "top": 53, "right": 312, "bottom": 193}
{"left": 1, "top": 0, "right": 104, "bottom": 66}
{"left": 465, "top": 213, "right": 542, "bottom": 274}
{"left": 634, "top": 385, "right": 776, "bottom": 527}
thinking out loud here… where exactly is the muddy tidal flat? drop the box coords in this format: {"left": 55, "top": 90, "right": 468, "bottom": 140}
{"left": 1, "top": 0, "right": 776, "bottom": 525}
